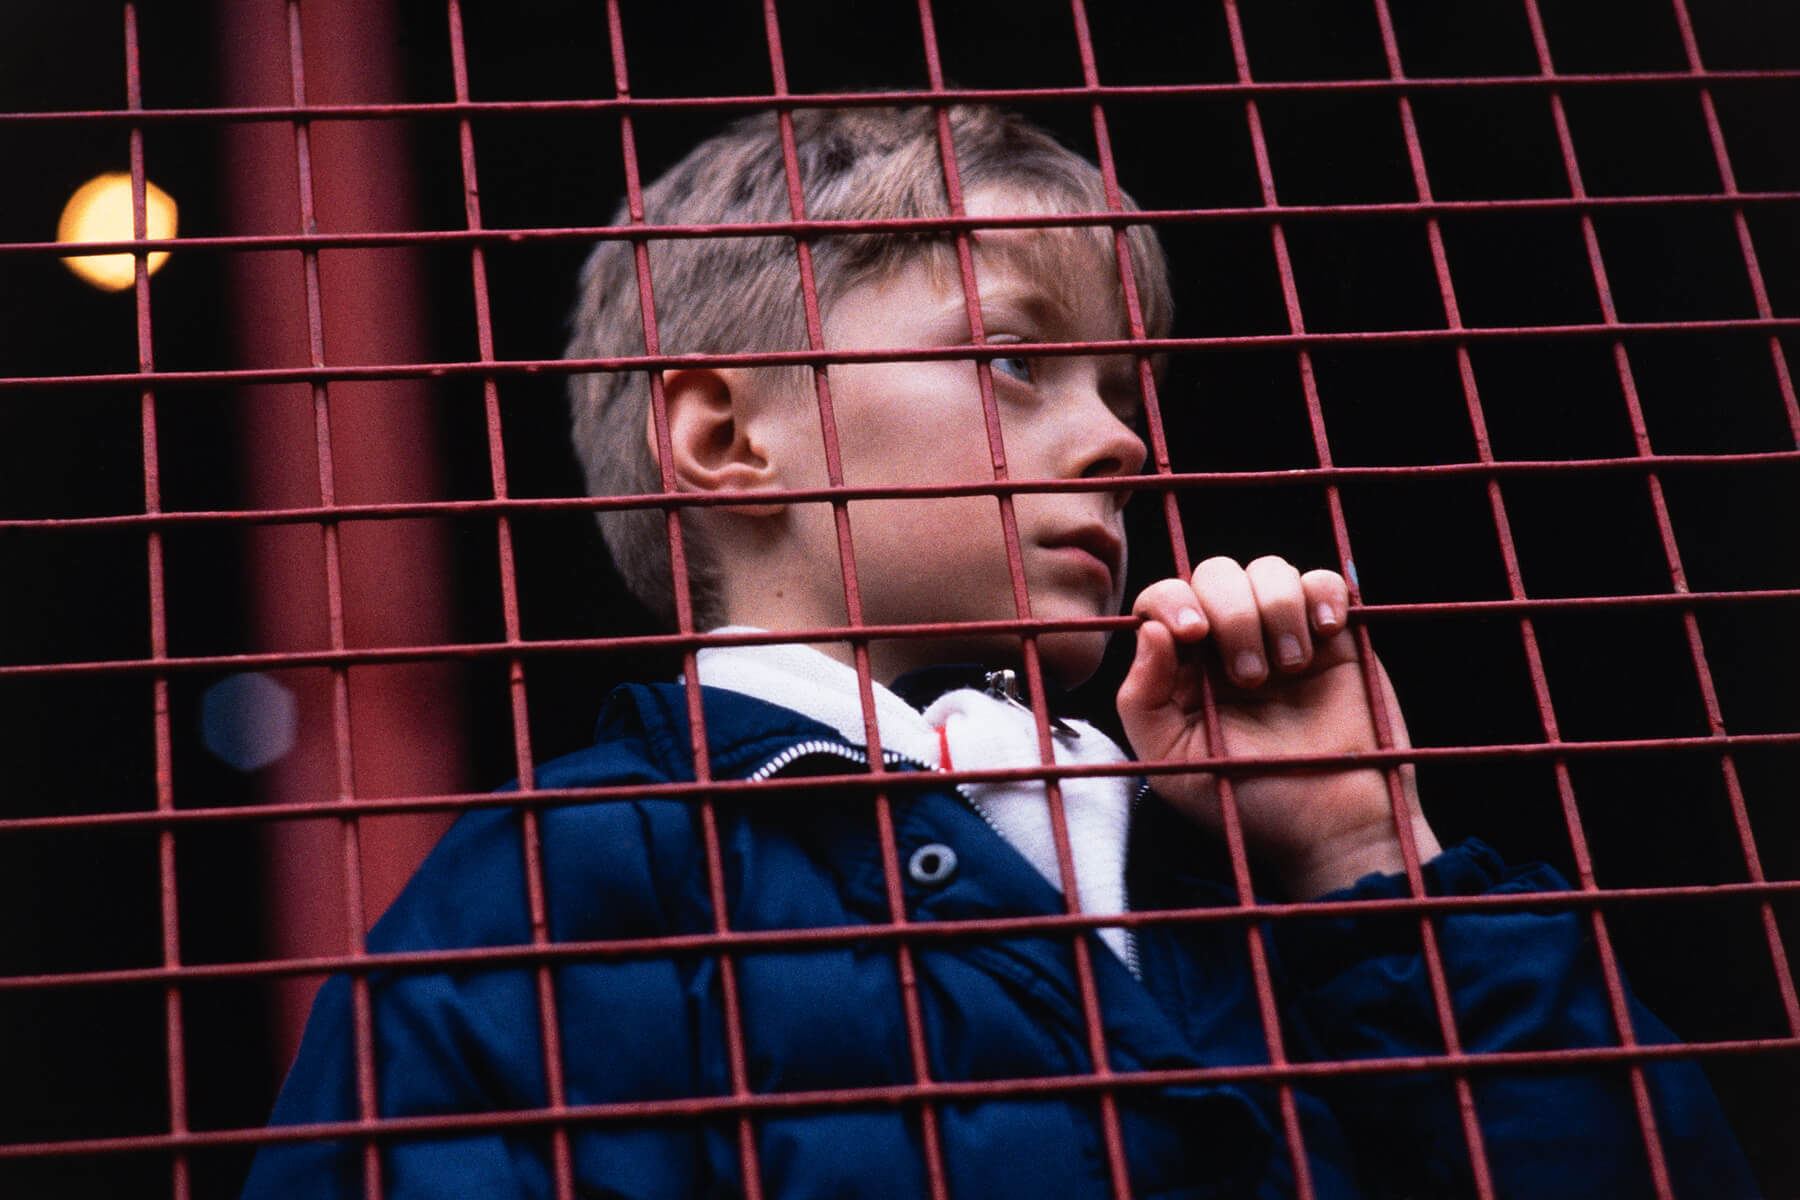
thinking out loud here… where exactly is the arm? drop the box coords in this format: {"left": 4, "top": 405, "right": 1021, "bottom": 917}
{"left": 239, "top": 801, "right": 716, "bottom": 1200}
{"left": 1274, "top": 842, "right": 1760, "bottom": 1198}
{"left": 1115, "top": 557, "right": 1758, "bottom": 1198}
{"left": 1117, "top": 555, "right": 1432, "bottom": 901}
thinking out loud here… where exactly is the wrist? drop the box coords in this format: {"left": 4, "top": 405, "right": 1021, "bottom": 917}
{"left": 1280, "top": 833, "right": 1406, "bottom": 900}
{"left": 1275, "top": 787, "right": 1442, "bottom": 900}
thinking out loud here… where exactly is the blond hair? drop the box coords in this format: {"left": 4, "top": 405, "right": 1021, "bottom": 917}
{"left": 566, "top": 104, "right": 1172, "bottom": 629}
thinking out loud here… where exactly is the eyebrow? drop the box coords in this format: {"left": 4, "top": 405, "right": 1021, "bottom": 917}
{"left": 935, "top": 269, "right": 1086, "bottom": 341}
{"left": 975, "top": 283, "right": 1070, "bottom": 333}
{"left": 925, "top": 236, "right": 1132, "bottom": 346}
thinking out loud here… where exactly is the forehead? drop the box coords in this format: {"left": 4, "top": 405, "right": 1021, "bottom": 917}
{"left": 960, "top": 186, "right": 1131, "bottom": 338}
{"left": 821, "top": 185, "right": 1137, "bottom": 351}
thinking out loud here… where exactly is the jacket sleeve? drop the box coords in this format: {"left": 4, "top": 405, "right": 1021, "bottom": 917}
{"left": 238, "top": 798, "right": 721, "bottom": 1200}
{"left": 1271, "top": 839, "right": 1760, "bottom": 1199}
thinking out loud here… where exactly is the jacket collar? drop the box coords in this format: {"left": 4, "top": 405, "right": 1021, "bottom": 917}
{"left": 592, "top": 679, "right": 1230, "bottom": 1079}
{"left": 597, "top": 678, "right": 863, "bottom": 783}
{"left": 690, "top": 633, "right": 943, "bottom": 767}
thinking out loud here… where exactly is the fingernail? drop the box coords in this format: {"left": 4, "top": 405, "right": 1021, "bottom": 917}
{"left": 1276, "top": 635, "right": 1303, "bottom": 667}
{"left": 1175, "top": 607, "right": 1203, "bottom": 632}
{"left": 1315, "top": 603, "right": 1338, "bottom": 628}
{"left": 1233, "top": 651, "right": 1264, "bottom": 681}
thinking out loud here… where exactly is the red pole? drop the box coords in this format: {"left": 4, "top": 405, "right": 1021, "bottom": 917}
{"left": 217, "top": 0, "right": 465, "bottom": 1069}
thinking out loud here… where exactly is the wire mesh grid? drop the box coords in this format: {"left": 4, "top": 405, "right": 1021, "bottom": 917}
{"left": 1, "top": 1, "right": 1798, "bottom": 1197}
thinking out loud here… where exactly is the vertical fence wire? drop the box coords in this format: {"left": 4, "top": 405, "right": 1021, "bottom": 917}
{"left": 601, "top": 4, "right": 767, "bottom": 1194}
{"left": 1215, "top": 2, "right": 1483, "bottom": 1194}
{"left": 443, "top": 5, "right": 578, "bottom": 1197}
{"left": 124, "top": 5, "right": 191, "bottom": 1197}
{"left": 757, "top": 4, "right": 958, "bottom": 1195}
{"left": 1519, "top": 0, "right": 1741, "bottom": 1190}
{"left": 277, "top": 5, "right": 386, "bottom": 1196}
{"left": 913, "top": 3, "right": 1138, "bottom": 1194}
{"left": 1064, "top": 0, "right": 1188, "bottom": 577}
{"left": 1665, "top": 0, "right": 1800, "bottom": 1040}
{"left": 1359, "top": 0, "right": 1658, "bottom": 1189}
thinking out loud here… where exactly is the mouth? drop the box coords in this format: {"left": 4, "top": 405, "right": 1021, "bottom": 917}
{"left": 1040, "top": 525, "right": 1123, "bottom": 590}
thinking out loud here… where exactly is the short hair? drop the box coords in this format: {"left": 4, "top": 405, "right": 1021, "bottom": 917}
{"left": 566, "top": 104, "right": 1173, "bottom": 630}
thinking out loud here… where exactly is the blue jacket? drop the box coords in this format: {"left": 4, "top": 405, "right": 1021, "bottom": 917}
{"left": 242, "top": 682, "right": 1758, "bottom": 1198}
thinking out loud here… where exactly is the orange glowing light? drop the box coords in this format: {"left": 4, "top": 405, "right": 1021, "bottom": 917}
{"left": 56, "top": 172, "right": 178, "bottom": 292}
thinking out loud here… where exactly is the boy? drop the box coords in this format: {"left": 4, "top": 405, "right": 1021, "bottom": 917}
{"left": 242, "top": 106, "right": 1755, "bottom": 1198}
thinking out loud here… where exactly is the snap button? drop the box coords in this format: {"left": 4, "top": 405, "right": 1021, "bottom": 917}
{"left": 907, "top": 843, "right": 958, "bottom": 886}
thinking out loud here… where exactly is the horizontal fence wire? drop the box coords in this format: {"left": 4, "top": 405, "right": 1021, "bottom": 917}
{"left": 11, "top": 320, "right": 1800, "bottom": 395}
{"left": 10, "top": 66, "right": 1800, "bottom": 128}
{"left": 1, "top": 0, "right": 1797, "bottom": 1198}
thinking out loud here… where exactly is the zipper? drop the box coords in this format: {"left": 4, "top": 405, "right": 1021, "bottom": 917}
{"left": 746, "top": 735, "right": 1143, "bottom": 980}
{"left": 983, "top": 669, "right": 1080, "bottom": 743}
{"left": 950, "top": 781, "right": 1015, "bottom": 844}
{"left": 983, "top": 670, "right": 1144, "bottom": 979}
{"left": 745, "top": 737, "right": 1011, "bottom": 839}
{"left": 745, "top": 738, "right": 881, "bottom": 782}
{"left": 1122, "top": 781, "right": 1150, "bottom": 980}
{"left": 959, "top": 679, "right": 1147, "bottom": 980}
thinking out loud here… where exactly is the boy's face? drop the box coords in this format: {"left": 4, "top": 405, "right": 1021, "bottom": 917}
{"left": 755, "top": 187, "right": 1148, "bottom": 687}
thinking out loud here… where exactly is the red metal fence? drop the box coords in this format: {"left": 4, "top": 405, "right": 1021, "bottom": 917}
{"left": 0, "top": 1, "right": 1796, "bottom": 1196}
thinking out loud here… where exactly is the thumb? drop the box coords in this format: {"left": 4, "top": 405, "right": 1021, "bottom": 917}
{"left": 1116, "top": 620, "right": 1181, "bottom": 752}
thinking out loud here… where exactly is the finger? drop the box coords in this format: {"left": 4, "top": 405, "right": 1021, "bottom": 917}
{"left": 1130, "top": 577, "right": 1210, "bottom": 642}
{"left": 1116, "top": 618, "right": 1180, "bottom": 720}
{"left": 1245, "top": 555, "right": 1311, "bottom": 672}
{"left": 1300, "top": 569, "right": 1350, "bottom": 634}
{"left": 1300, "top": 569, "right": 1360, "bottom": 669}
{"left": 1191, "top": 556, "right": 1267, "bottom": 686}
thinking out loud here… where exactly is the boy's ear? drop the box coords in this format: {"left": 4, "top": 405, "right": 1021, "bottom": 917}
{"left": 649, "top": 368, "right": 785, "bottom": 516}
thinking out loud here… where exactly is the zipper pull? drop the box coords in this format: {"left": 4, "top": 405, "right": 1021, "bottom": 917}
{"left": 983, "top": 669, "right": 1080, "bottom": 743}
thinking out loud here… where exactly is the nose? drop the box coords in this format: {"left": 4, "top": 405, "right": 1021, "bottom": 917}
{"left": 1071, "top": 390, "right": 1148, "bottom": 486}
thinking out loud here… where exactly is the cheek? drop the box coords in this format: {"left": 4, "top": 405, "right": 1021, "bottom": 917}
{"left": 845, "top": 496, "right": 1010, "bottom": 586}
{"left": 839, "top": 372, "right": 996, "bottom": 484}
{"left": 870, "top": 495, "right": 1008, "bottom": 550}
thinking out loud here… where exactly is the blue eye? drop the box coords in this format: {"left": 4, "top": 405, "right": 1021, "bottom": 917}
{"left": 992, "top": 354, "right": 1033, "bottom": 383}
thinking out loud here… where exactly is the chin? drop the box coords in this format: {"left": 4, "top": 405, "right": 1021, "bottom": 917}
{"left": 1035, "top": 628, "right": 1110, "bottom": 689}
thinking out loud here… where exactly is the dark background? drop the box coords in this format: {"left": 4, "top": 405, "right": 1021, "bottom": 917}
{"left": 2, "top": 0, "right": 1797, "bottom": 1195}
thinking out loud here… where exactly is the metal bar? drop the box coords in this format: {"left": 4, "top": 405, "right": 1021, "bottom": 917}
{"left": 759, "top": 2, "right": 958, "bottom": 1194}
{"left": 8, "top": 447, "right": 1800, "bottom": 539}
{"left": 1223, "top": 2, "right": 1490, "bottom": 1193}
{"left": 11, "top": 186, "right": 1800, "bottom": 262}
{"left": 10, "top": 66, "right": 1800, "bottom": 128}
{"left": 273, "top": 9, "right": 391, "bottom": 1195}
{"left": 6, "top": 728, "right": 1800, "bottom": 840}
{"left": 9, "top": 876, "right": 1800, "bottom": 997}
{"left": 122, "top": 6, "right": 191, "bottom": 1197}
{"left": 12, "top": 580, "right": 1800, "bottom": 679}
{"left": 11, "top": 726, "right": 1800, "bottom": 845}
{"left": 1065, "top": 0, "right": 1189, "bottom": 573}
{"left": 1519, "top": 2, "right": 1691, "bottom": 1192}
{"left": 600, "top": 3, "right": 766, "bottom": 1194}
{"left": 916, "top": 3, "right": 1142, "bottom": 1194}
{"left": 444, "top": 3, "right": 576, "bottom": 1196}
{"left": 14, "top": 310, "right": 1800, "bottom": 393}
{"left": 1665, "top": 0, "right": 1800, "bottom": 1043}
{"left": 5, "top": 1030, "right": 1794, "bottom": 1164}
{"left": 1365, "top": 0, "right": 1649, "bottom": 1188}
{"left": 217, "top": 0, "right": 473, "bottom": 1084}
